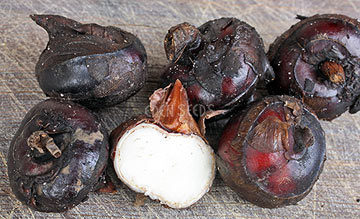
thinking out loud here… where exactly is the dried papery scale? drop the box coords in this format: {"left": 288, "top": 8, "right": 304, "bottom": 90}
{"left": 31, "top": 14, "right": 147, "bottom": 108}
{"left": 162, "top": 18, "right": 274, "bottom": 112}
{"left": 7, "top": 99, "right": 109, "bottom": 212}
{"left": 268, "top": 14, "right": 360, "bottom": 120}
{"left": 110, "top": 80, "right": 216, "bottom": 208}
{"left": 217, "top": 96, "right": 326, "bottom": 208}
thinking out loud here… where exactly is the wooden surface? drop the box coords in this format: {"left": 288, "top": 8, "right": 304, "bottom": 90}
{"left": 1, "top": 0, "right": 360, "bottom": 218}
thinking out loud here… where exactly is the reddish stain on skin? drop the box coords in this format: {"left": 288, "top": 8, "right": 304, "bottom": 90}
{"left": 218, "top": 115, "right": 243, "bottom": 167}
{"left": 222, "top": 77, "right": 237, "bottom": 97}
{"left": 219, "top": 25, "right": 234, "bottom": 39}
{"left": 257, "top": 108, "right": 284, "bottom": 123}
{"left": 186, "top": 83, "right": 202, "bottom": 105}
{"left": 246, "top": 147, "right": 286, "bottom": 176}
{"left": 245, "top": 107, "right": 296, "bottom": 195}
{"left": 246, "top": 147, "right": 296, "bottom": 196}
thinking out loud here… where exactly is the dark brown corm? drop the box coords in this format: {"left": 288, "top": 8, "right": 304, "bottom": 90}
{"left": 268, "top": 14, "right": 360, "bottom": 120}
{"left": 217, "top": 95, "right": 326, "bottom": 208}
{"left": 31, "top": 14, "right": 147, "bottom": 108}
{"left": 8, "top": 100, "right": 109, "bottom": 212}
{"left": 162, "top": 18, "right": 274, "bottom": 112}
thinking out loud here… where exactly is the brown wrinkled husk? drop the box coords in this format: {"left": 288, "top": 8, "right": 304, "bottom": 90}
{"left": 198, "top": 110, "right": 228, "bottom": 136}
{"left": 248, "top": 116, "right": 291, "bottom": 153}
{"left": 134, "top": 193, "right": 147, "bottom": 207}
{"left": 149, "top": 79, "right": 202, "bottom": 136}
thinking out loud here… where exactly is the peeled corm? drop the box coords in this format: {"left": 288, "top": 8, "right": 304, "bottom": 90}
{"left": 110, "top": 80, "right": 216, "bottom": 208}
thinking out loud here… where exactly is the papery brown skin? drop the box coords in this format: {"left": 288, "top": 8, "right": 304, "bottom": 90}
{"left": 150, "top": 80, "right": 202, "bottom": 136}
{"left": 7, "top": 99, "right": 109, "bottom": 212}
{"left": 111, "top": 80, "right": 204, "bottom": 150}
{"left": 268, "top": 14, "right": 360, "bottom": 120}
{"left": 31, "top": 14, "right": 147, "bottom": 108}
{"left": 162, "top": 18, "right": 274, "bottom": 111}
{"left": 217, "top": 95, "right": 326, "bottom": 208}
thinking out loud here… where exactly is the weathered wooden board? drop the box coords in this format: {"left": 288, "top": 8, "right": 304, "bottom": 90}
{"left": 0, "top": 0, "right": 359, "bottom": 218}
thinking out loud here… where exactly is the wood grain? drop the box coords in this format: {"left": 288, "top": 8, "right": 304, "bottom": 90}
{"left": 1, "top": 0, "right": 360, "bottom": 218}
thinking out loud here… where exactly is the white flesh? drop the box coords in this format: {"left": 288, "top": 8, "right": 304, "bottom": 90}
{"left": 113, "top": 123, "right": 215, "bottom": 208}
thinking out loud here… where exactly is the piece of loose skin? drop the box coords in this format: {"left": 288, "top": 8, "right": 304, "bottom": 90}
{"left": 110, "top": 80, "right": 216, "bottom": 208}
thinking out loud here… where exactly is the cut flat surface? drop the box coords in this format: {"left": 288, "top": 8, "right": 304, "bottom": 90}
{"left": 114, "top": 123, "right": 215, "bottom": 208}
{"left": 0, "top": 0, "right": 359, "bottom": 218}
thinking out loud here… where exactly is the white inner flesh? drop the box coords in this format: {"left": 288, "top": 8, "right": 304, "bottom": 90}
{"left": 114, "top": 123, "right": 215, "bottom": 208}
